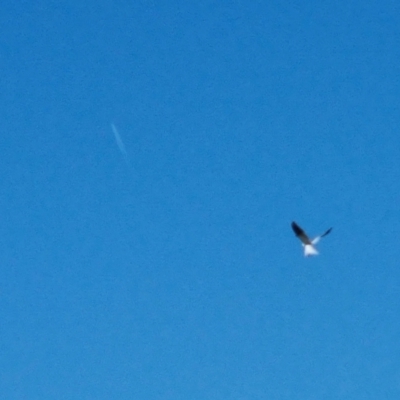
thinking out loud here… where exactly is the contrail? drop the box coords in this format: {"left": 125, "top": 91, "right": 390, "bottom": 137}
{"left": 111, "top": 123, "right": 129, "bottom": 163}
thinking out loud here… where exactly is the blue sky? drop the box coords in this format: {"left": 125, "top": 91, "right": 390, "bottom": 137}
{"left": 1, "top": 1, "right": 400, "bottom": 398}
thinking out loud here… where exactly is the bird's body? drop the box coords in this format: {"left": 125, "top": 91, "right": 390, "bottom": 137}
{"left": 291, "top": 221, "right": 332, "bottom": 257}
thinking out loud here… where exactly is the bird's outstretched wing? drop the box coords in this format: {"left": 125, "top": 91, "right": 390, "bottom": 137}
{"left": 321, "top": 227, "right": 332, "bottom": 238}
{"left": 291, "top": 221, "right": 312, "bottom": 245}
{"left": 311, "top": 227, "right": 333, "bottom": 244}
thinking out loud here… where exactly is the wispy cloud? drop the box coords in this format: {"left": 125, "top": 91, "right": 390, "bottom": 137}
{"left": 111, "top": 123, "right": 129, "bottom": 164}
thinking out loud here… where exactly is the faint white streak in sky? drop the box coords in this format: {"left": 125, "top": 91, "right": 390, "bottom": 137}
{"left": 111, "top": 123, "right": 129, "bottom": 164}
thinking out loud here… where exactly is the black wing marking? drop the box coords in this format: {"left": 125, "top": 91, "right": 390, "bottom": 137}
{"left": 291, "top": 221, "right": 311, "bottom": 244}
{"left": 320, "top": 227, "right": 332, "bottom": 238}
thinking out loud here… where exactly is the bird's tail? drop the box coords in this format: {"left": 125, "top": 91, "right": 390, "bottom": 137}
{"left": 304, "top": 244, "right": 318, "bottom": 257}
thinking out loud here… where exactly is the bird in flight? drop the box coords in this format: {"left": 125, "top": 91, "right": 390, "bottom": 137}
{"left": 291, "top": 221, "right": 332, "bottom": 256}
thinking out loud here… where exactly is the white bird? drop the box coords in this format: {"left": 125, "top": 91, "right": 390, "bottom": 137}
{"left": 291, "top": 221, "right": 332, "bottom": 257}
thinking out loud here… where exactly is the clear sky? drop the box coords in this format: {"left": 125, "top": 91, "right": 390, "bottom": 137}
{"left": 1, "top": 1, "right": 400, "bottom": 399}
